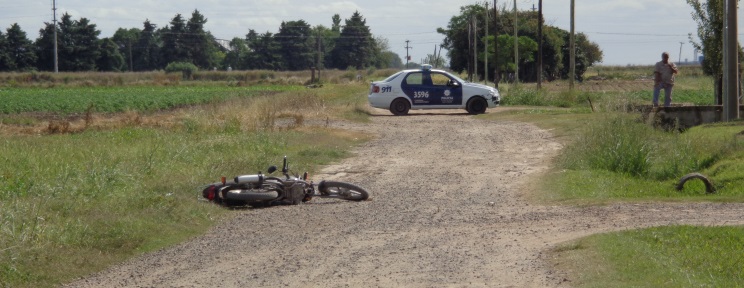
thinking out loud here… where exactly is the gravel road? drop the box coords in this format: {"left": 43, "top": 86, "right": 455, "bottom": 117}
{"left": 67, "top": 108, "right": 744, "bottom": 287}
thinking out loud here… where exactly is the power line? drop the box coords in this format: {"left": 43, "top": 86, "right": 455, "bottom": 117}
{"left": 586, "top": 31, "right": 690, "bottom": 37}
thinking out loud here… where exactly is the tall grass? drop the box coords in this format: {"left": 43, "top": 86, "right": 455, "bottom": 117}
{"left": 559, "top": 115, "right": 653, "bottom": 176}
{"left": 558, "top": 114, "right": 742, "bottom": 180}
{"left": 502, "top": 85, "right": 598, "bottom": 108}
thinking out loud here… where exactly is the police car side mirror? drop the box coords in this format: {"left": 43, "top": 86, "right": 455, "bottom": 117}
{"left": 447, "top": 80, "right": 460, "bottom": 88}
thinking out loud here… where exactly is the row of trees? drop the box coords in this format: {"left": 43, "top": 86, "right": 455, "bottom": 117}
{"left": 2, "top": 4, "right": 606, "bottom": 84}
{"left": 4, "top": 1, "right": 737, "bottom": 88}
{"left": 438, "top": 4, "right": 603, "bottom": 83}
{"left": 0, "top": 10, "right": 403, "bottom": 72}
{"left": 223, "top": 12, "right": 402, "bottom": 71}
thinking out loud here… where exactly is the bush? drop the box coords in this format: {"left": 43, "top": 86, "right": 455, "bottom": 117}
{"left": 164, "top": 62, "right": 198, "bottom": 80}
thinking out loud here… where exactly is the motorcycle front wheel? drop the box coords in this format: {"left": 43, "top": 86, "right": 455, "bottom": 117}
{"left": 318, "top": 181, "right": 369, "bottom": 201}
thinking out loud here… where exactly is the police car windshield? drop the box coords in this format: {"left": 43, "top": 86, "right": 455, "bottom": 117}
{"left": 383, "top": 72, "right": 404, "bottom": 82}
{"left": 447, "top": 73, "right": 468, "bottom": 83}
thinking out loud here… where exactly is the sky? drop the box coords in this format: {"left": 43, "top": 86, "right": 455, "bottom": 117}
{"left": 1, "top": 0, "right": 743, "bottom": 66}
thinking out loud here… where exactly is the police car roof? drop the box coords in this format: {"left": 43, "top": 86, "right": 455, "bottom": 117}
{"left": 401, "top": 64, "right": 445, "bottom": 73}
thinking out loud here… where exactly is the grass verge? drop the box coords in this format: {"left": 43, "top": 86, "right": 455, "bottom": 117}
{"left": 552, "top": 225, "right": 744, "bottom": 287}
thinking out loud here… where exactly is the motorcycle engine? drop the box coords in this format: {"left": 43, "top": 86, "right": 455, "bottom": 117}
{"left": 284, "top": 182, "right": 307, "bottom": 205}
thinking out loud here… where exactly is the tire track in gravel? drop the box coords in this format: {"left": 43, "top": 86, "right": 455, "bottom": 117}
{"left": 67, "top": 108, "right": 744, "bottom": 288}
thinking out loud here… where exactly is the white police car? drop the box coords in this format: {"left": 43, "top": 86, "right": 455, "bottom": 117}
{"left": 368, "top": 65, "right": 500, "bottom": 115}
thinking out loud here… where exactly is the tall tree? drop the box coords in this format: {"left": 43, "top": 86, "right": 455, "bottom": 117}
{"left": 331, "top": 14, "right": 342, "bottom": 33}
{"left": 369, "top": 36, "right": 402, "bottom": 69}
{"left": 315, "top": 20, "right": 341, "bottom": 69}
{"left": 329, "top": 11, "right": 374, "bottom": 69}
{"left": 488, "top": 34, "right": 538, "bottom": 77}
{"left": 34, "top": 22, "right": 57, "bottom": 71}
{"left": 162, "top": 13, "right": 189, "bottom": 65}
{"left": 185, "top": 10, "right": 217, "bottom": 68}
{"left": 437, "top": 5, "right": 487, "bottom": 75}
{"left": 62, "top": 14, "right": 101, "bottom": 71}
{"left": 1, "top": 24, "right": 37, "bottom": 71}
{"left": 132, "top": 20, "right": 161, "bottom": 71}
{"left": 246, "top": 30, "right": 281, "bottom": 70}
{"left": 112, "top": 27, "right": 141, "bottom": 71}
{"left": 96, "top": 38, "right": 125, "bottom": 71}
{"left": 0, "top": 30, "right": 10, "bottom": 71}
{"left": 560, "top": 32, "right": 601, "bottom": 82}
{"left": 224, "top": 37, "right": 249, "bottom": 70}
{"left": 35, "top": 13, "right": 101, "bottom": 71}
{"left": 276, "top": 20, "right": 314, "bottom": 70}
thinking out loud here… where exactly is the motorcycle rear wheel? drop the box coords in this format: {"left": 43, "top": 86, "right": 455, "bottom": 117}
{"left": 318, "top": 181, "right": 369, "bottom": 201}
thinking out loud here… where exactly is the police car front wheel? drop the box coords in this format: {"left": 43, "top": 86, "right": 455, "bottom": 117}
{"left": 389, "top": 98, "right": 410, "bottom": 116}
{"left": 466, "top": 97, "right": 488, "bottom": 115}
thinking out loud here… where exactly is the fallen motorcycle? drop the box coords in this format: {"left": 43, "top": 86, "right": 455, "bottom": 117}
{"left": 201, "top": 156, "right": 369, "bottom": 207}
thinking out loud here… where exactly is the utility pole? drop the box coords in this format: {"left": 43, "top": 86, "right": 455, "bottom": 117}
{"left": 537, "top": 0, "right": 543, "bottom": 89}
{"left": 53, "top": 0, "right": 58, "bottom": 73}
{"left": 317, "top": 31, "right": 323, "bottom": 82}
{"left": 485, "top": 2, "right": 489, "bottom": 85}
{"left": 493, "top": 0, "right": 499, "bottom": 88}
{"left": 405, "top": 40, "right": 412, "bottom": 69}
{"left": 569, "top": 0, "right": 575, "bottom": 90}
{"left": 679, "top": 42, "right": 684, "bottom": 63}
{"left": 514, "top": 0, "right": 518, "bottom": 84}
{"left": 468, "top": 20, "right": 473, "bottom": 81}
{"left": 438, "top": 45, "right": 443, "bottom": 68}
{"left": 723, "top": 0, "right": 740, "bottom": 120}
{"left": 129, "top": 40, "right": 133, "bottom": 71}
{"left": 474, "top": 16, "right": 478, "bottom": 82}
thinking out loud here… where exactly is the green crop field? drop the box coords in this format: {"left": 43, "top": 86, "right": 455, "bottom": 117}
{"left": 0, "top": 85, "right": 300, "bottom": 115}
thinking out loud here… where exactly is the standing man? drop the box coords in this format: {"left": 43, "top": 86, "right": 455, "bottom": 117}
{"left": 653, "top": 52, "right": 679, "bottom": 107}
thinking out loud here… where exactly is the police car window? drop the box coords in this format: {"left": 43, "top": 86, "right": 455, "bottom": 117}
{"left": 383, "top": 71, "right": 403, "bottom": 82}
{"left": 404, "top": 73, "right": 423, "bottom": 85}
{"left": 431, "top": 73, "right": 451, "bottom": 86}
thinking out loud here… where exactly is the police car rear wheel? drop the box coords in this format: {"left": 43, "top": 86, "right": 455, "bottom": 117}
{"left": 390, "top": 98, "right": 410, "bottom": 116}
{"left": 466, "top": 97, "right": 487, "bottom": 115}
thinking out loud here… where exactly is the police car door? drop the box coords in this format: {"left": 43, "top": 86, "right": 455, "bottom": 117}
{"left": 430, "top": 72, "right": 463, "bottom": 106}
{"left": 401, "top": 72, "right": 432, "bottom": 106}
{"left": 401, "top": 71, "right": 462, "bottom": 107}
